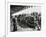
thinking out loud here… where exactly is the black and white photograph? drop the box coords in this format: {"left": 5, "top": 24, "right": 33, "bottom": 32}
{"left": 10, "top": 5, "right": 41, "bottom": 32}
{"left": 0, "top": 0, "right": 46, "bottom": 37}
